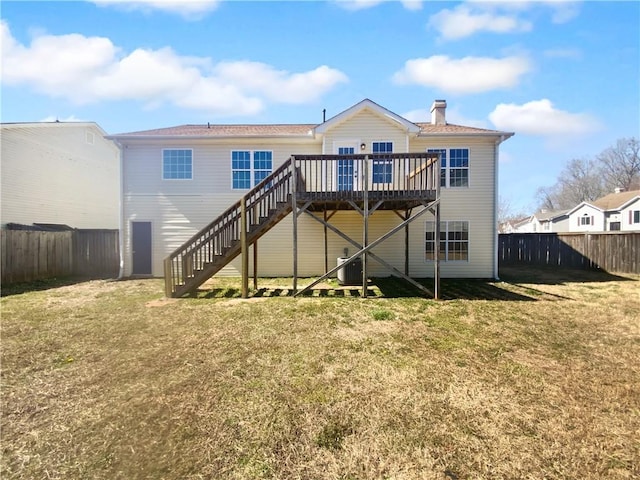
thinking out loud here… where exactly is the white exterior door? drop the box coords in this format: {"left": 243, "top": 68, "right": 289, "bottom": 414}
{"left": 334, "top": 142, "right": 359, "bottom": 191}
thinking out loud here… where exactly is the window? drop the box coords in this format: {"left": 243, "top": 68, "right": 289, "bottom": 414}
{"left": 232, "top": 150, "right": 272, "bottom": 189}
{"left": 425, "top": 221, "right": 469, "bottom": 261}
{"left": 580, "top": 215, "right": 592, "bottom": 226}
{"left": 232, "top": 151, "right": 251, "bottom": 189}
{"left": 632, "top": 210, "right": 640, "bottom": 224}
{"left": 372, "top": 142, "right": 393, "bottom": 184}
{"left": 163, "top": 149, "right": 192, "bottom": 179}
{"left": 253, "top": 151, "right": 273, "bottom": 185}
{"left": 427, "top": 148, "right": 469, "bottom": 188}
{"left": 449, "top": 149, "right": 469, "bottom": 187}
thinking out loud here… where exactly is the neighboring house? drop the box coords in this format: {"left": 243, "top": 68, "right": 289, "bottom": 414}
{"left": 109, "top": 99, "right": 513, "bottom": 296}
{"left": 500, "top": 216, "right": 532, "bottom": 233}
{"left": 501, "top": 209, "right": 569, "bottom": 233}
{"left": 1, "top": 122, "right": 120, "bottom": 229}
{"left": 567, "top": 189, "right": 640, "bottom": 232}
{"left": 535, "top": 209, "right": 570, "bottom": 232}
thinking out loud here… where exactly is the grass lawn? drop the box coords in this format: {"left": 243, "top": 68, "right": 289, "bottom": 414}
{"left": 1, "top": 267, "right": 639, "bottom": 479}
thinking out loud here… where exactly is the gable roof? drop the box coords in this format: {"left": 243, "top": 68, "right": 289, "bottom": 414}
{"left": 591, "top": 189, "right": 640, "bottom": 210}
{"left": 109, "top": 98, "right": 514, "bottom": 140}
{"left": 534, "top": 209, "right": 569, "bottom": 221}
{"left": 315, "top": 98, "right": 420, "bottom": 134}
{"left": 567, "top": 189, "right": 640, "bottom": 215}
{"left": 109, "top": 123, "right": 316, "bottom": 139}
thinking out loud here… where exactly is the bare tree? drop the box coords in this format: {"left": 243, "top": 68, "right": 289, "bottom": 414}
{"left": 497, "top": 194, "right": 529, "bottom": 232}
{"left": 597, "top": 137, "right": 640, "bottom": 191}
{"left": 535, "top": 184, "right": 561, "bottom": 211}
{"left": 534, "top": 137, "right": 639, "bottom": 212}
{"left": 536, "top": 158, "right": 605, "bottom": 210}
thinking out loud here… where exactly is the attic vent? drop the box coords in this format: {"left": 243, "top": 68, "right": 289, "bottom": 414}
{"left": 86, "top": 130, "right": 95, "bottom": 145}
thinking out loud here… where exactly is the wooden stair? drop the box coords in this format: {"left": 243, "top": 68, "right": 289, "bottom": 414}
{"left": 164, "top": 160, "right": 296, "bottom": 297}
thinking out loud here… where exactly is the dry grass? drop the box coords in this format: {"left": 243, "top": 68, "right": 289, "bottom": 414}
{"left": 1, "top": 267, "right": 639, "bottom": 479}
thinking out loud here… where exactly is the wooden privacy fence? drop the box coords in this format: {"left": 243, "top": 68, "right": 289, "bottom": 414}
{"left": 1, "top": 229, "right": 120, "bottom": 284}
{"left": 498, "top": 232, "right": 640, "bottom": 274}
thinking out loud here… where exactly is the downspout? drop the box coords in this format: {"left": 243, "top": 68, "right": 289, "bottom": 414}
{"left": 114, "top": 139, "right": 125, "bottom": 279}
{"left": 493, "top": 135, "right": 506, "bottom": 280}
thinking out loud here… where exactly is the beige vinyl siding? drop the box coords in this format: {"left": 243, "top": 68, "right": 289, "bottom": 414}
{"left": 121, "top": 117, "right": 501, "bottom": 279}
{"left": 122, "top": 139, "right": 322, "bottom": 276}
{"left": 409, "top": 136, "right": 497, "bottom": 278}
{"left": 322, "top": 109, "right": 409, "bottom": 154}
{"left": 0, "top": 123, "right": 120, "bottom": 229}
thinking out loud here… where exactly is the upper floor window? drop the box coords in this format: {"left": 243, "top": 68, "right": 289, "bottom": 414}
{"left": 232, "top": 150, "right": 273, "bottom": 189}
{"left": 427, "top": 148, "right": 469, "bottom": 188}
{"left": 163, "top": 149, "right": 192, "bottom": 180}
{"left": 372, "top": 142, "right": 393, "bottom": 184}
{"left": 425, "top": 220, "right": 469, "bottom": 262}
{"left": 580, "top": 215, "right": 592, "bottom": 226}
{"left": 631, "top": 210, "right": 640, "bottom": 224}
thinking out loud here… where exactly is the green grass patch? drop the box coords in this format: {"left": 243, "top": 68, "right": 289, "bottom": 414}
{"left": 1, "top": 270, "right": 639, "bottom": 479}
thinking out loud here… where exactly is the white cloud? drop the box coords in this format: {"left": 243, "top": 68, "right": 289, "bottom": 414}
{"left": 336, "top": 0, "right": 422, "bottom": 11}
{"left": 401, "top": 107, "right": 488, "bottom": 128}
{"left": 428, "top": 5, "right": 532, "bottom": 41}
{"left": 543, "top": 47, "right": 582, "bottom": 59}
{"left": 40, "top": 114, "right": 85, "bottom": 123}
{"left": 0, "top": 21, "right": 348, "bottom": 117}
{"left": 91, "top": 0, "right": 221, "bottom": 19}
{"left": 488, "top": 99, "right": 601, "bottom": 137}
{"left": 429, "top": 1, "right": 581, "bottom": 41}
{"left": 392, "top": 55, "right": 531, "bottom": 95}
{"left": 401, "top": 108, "right": 429, "bottom": 123}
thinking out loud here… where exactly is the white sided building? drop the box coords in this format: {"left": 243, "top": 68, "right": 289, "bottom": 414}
{"left": 1, "top": 122, "right": 120, "bottom": 229}
{"left": 109, "top": 99, "right": 514, "bottom": 296}
{"left": 567, "top": 189, "right": 640, "bottom": 232}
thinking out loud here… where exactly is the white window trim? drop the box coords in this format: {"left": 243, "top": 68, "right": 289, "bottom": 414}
{"left": 371, "top": 140, "right": 394, "bottom": 185}
{"left": 427, "top": 147, "right": 470, "bottom": 189}
{"left": 425, "top": 220, "right": 470, "bottom": 263}
{"left": 162, "top": 148, "right": 194, "bottom": 181}
{"left": 230, "top": 150, "right": 274, "bottom": 190}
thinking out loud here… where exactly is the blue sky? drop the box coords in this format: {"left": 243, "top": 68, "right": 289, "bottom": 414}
{"left": 2, "top": 0, "right": 639, "bottom": 213}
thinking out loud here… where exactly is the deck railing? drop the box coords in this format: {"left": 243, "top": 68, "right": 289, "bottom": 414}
{"left": 293, "top": 152, "right": 439, "bottom": 201}
{"left": 164, "top": 152, "right": 440, "bottom": 296}
{"left": 164, "top": 160, "right": 294, "bottom": 296}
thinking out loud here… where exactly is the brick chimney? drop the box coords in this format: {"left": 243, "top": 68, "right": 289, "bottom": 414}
{"left": 430, "top": 99, "right": 447, "bottom": 125}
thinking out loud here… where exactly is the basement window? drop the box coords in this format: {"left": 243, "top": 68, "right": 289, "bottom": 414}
{"left": 425, "top": 221, "right": 469, "bottom": 262}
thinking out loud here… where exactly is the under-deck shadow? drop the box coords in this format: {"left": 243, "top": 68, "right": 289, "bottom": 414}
{"left": 193, "top": 277, "right": 542, "bottom": 301}
{"left": 499, "top": 265, "right": 635, "bottom": 285}
{"left": 372, "top": 277, "right": 539, "bottom": 301}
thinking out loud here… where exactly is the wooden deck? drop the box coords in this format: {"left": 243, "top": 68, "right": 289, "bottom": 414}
{"left": 164, "top": 152, "right": 442, "bottom": 298}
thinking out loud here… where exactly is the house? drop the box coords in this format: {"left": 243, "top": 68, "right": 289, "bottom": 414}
{"left": 508, "top": 209, "right": 569, "bottom": 233}
{"left": 500, "top": 216, "right": 532, "bottom": 233}
{"left": 0, "top": 122, "right": 120, "bottom": 229}
{"left": 108, "top": 99, "right": 514, "bottom": 297}
{"left": 567, "top": 189, "right": 640, "bottom": 232}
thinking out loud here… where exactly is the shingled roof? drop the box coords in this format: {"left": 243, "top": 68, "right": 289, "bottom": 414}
{"left": 111, "top": 122, "right": 507, "bottom": 138}
{"left": 591, "top": 189, "right": 640, "bottom": 210}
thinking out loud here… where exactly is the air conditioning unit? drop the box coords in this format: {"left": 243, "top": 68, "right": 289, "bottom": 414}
{"left": 337, "top": 256, "right": 362, "bottom": 285}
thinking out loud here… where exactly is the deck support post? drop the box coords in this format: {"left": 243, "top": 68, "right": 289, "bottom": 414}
{"left": 241, "top": 196, "right": 248, "bottom": 298}
{"left": 291, "top": 157, "right": 298, "bottom": 295}
{"left": 405, "top": 210, "right": 410, "bottom": 276}
{"left": 253, "top": 240, "right": 258, "bottom": 291}
{"left": 296, "top": 200, "right": 438, "bottom": 297}
{"left": 324, "top": 208, "right": 329, "bottom": 274}
{"left": 362, "top": 155, "right": 369, "bottom": 298}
